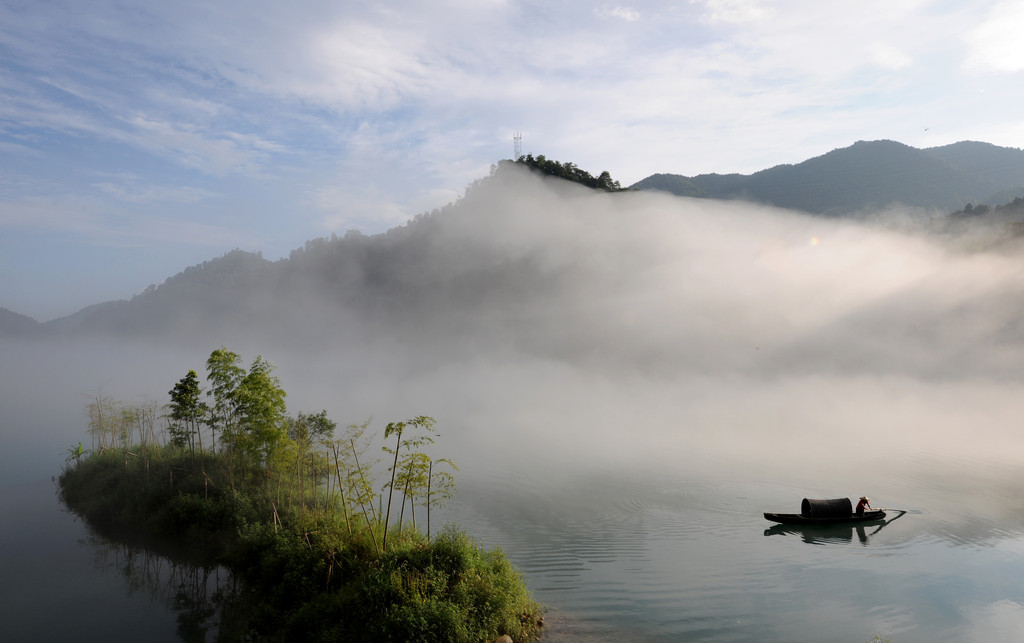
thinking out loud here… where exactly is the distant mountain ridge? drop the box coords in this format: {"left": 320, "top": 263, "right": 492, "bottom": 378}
{"left": 41, "top": 249, "right": 275, "bottom": 336}
{"left": 0, "top": 307, "right": 41, "bottom": 336}
{"left": 631, "top": 140, "right": 1024, "bottom": 215}
{"left": 7, "top": 140, "right": 1024, "bottom": 340}
{"left": 7, "top": 167, "right": 590, "bottom": 342}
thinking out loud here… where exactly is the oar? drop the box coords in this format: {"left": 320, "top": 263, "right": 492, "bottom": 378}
{"left": 877, "top": 507, "right": 921, "bottom": 514}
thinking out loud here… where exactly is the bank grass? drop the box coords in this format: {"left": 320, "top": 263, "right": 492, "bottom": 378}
{"left": 59, "top": 444, "right": 544, "bottom": 642}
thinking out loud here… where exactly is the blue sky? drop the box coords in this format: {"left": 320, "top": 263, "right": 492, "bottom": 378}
{"left": 2, "top": 0, "right": 1024, "bottom": 321}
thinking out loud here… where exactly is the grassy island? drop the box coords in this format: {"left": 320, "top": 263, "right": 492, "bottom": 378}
{"left": 58, "top": 347, "right": 544, "bottom": 642}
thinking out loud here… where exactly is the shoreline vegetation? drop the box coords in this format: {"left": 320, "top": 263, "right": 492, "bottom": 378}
{"left": 58, "top": 346, "right": 545, "bottom": 642}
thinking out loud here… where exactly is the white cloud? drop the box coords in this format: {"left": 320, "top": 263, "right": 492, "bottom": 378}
{"left": 694, "top": 0, "right": 773, "bottom": 24}
{"left": 963, "top": 1, "right": 1024, "bottom": 73}
{"left": 868, "top": 42, "right": 913, "bottom": 70}
{"left": 304, "top": 23, "right": 437, "bottom": 109}
{"left": 119, "top": 116, "right": 274, "bottom": 176}
{"left": 314, "top": 186, "right": 413, "bottom": 232}
{"left": 92, "top": 175, "right": 220, "bottom": 204}
{"left": 4, "top": 0, "right": 1024, "bottom": 320}
{"left": 596, "top": 5, "right": 641, "bottom": 22}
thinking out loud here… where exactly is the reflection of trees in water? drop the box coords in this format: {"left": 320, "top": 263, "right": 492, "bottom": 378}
{"left": 86, "top": 533, "right": 250, "bottom": 642}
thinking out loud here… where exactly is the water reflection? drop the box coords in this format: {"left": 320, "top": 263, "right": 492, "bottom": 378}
{"left": 763, "top": 511, "right": 908, "bottom": 545}
{"left": 84, "top": 531, "right": 249, "bottom": 643}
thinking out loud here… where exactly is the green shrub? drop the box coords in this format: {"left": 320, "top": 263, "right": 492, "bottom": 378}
{"left": 59, "top": 449, "right": 544, "bottom": 641}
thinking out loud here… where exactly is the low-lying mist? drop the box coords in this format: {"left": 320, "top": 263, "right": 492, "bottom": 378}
{"left": 7, "top": 166, "right": 1024, "bottom": 515}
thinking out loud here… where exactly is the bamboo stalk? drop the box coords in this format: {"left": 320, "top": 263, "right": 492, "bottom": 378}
{"left": 350, "top": 439, "right": 378, "bottom": 521}
{"left": 309, "top": 453, "right": 316, "bottom": 519}
{"left": 330, "top": 444, "right": 351, "bottom": 533}
{"left": 399, "top": 475, "right": 410, "bottom": 529}
{"left": 427, "top": 460, "right": 432, "bottom": 539}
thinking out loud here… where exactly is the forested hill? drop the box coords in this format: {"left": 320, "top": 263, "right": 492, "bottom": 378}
{"left": 13, "top": 162, "right": 608, "bottom": 342}
{"left": 8, "top": 142, "right": 1024, "bottom": 344}
{"left": 42, "top": 249, "right": 276, "bottom": 336}
{"left": 631, "top": 140, "right": 1024, "bottom": 215}
{"left": 512, "top": 154, "right": 626, "bottom": 191}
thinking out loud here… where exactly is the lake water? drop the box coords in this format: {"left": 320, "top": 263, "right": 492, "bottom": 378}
{"left": 8, "top": 445, "right": 1024, "bottom": 642}
{"left": 438, "top": 456, "right": 1024, "bottom": 643}
{"left": 5, "top": 338, "right": 1024, "bottom": 643}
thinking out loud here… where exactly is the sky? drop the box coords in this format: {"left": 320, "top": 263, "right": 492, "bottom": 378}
{"left": 2, "top": 0, "right": 1024, "bottom": 321}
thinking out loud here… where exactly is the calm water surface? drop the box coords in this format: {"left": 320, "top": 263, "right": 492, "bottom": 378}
{"left": 4, "top": 338, "right": 1024, "bottom": 642}
{"left": 10, "top": 455, "right": 1024, "bottom": 643}
{"left": 436, "top": 452, "right": 1024, "bottom": 642}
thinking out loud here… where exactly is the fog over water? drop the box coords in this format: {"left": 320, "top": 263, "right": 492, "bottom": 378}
{"left": 5, "top": 169, "right": 1024, "bottom": 640}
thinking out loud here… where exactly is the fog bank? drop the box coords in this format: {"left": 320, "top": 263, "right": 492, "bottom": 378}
{"left": 7, "top": 169, "right": 1024, "bottom": 500}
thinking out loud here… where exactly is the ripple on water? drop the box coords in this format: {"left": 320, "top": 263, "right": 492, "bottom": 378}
{"left": 441, "top": 466, "right": 1024, "bottom": 642}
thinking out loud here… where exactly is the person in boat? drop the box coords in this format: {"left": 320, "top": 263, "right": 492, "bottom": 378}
{"left": 856, "top": 496, "right": 871, "bottom": 516}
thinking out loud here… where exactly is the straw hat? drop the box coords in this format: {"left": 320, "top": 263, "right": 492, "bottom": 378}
{"left": 860, "top": 496, "right": 869, "bottom": 502}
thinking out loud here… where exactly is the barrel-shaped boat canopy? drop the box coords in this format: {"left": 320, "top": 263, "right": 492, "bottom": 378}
{"left": 801, "top": 497, "right": 853, "bottom": 519}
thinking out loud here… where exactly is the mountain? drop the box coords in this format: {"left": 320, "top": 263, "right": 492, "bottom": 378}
{"left": 10, "top": 164, "right": 572, "bottom": 343}
{"left": 631, "top": 140, "right": 1024, "bottom": 215}
{"left": 0, "top": 307, "right": 41, "bottom": 336}
{"left": 628, "top": 173, "right": 703, "bottom": 197}
{"left": 44, "top": 249, "right": 275, "bottom": 336}
{"left": 7, "top": 142, "right": 1024, "bottom": 345}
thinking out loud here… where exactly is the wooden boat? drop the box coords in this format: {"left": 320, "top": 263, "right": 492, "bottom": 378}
{"left": 763, "top": 510, "right": 886, "bottom": 525}
{"left": 763, "top": 497, "right": 886, "bottom": 525}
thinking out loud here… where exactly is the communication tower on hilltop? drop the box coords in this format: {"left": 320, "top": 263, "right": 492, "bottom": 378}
{"left": 513, "top": 132, "right": 522, "bottom": 160}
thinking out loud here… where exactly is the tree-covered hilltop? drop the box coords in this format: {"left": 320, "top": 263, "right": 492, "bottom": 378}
{"left": 59, "top": 346, "right": 544, "bottom": 642}
{"left": 507, "top": 153, "right": 627, "bottom": 192}
{"left": 951, "top": 196, "right": 1024, "bottom": 219}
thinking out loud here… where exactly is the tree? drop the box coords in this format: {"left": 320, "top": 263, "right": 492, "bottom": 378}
{"left": 513, "top": 154, "right": 626, "bottom": 192}
{"left": 205, "top": 347, "right": 244, "bottom": 452}
{"left": 287, "top": 410, "right": 336, "bottom": 515}
{"left": 381, "top": 415, "right": 438, "bottom": 551}
{"left": 288, "top": 409, "right": 336, "bottom": 445}
{"left": 322, "top": 420, "right": 380, "bottom": 549}
{"left": 205, "top": 348, "right": 289, "bottom": 479}
{"left": 424, "top": 456, "right": 458, "bottom": 539}
{"left": 167, "top": 369, "right": 208, "bottom": 460}
{"left": 596, "top": 170, "right": 622, "bottom": 191}
{"left": 230, "top": 355, "right": 288, "bottom": 467}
